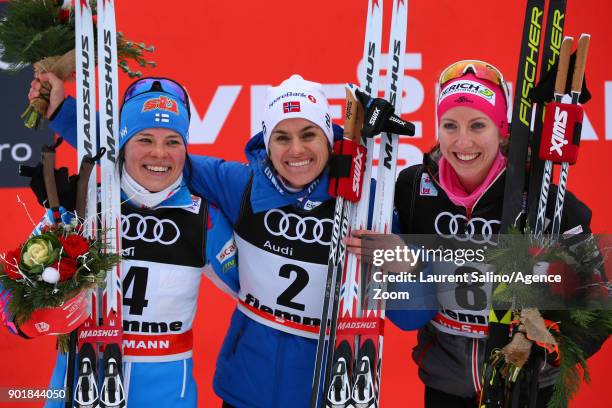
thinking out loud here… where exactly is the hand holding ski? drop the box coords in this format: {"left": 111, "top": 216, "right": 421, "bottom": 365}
{"left": 355, "top": 89, "right": 415, "bottom": 139}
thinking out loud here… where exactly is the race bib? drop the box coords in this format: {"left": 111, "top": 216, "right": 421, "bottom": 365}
{"left": 235, "top": 234, "right": 327, "bottom": 338}
{"left": 121, "top": 259, "right": 202, "bottom": 361}
{"left": 430, "top": 261, "right": 494, "bottom": 338}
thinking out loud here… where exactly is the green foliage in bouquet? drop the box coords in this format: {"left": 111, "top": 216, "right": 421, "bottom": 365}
{"left": 486, "top": 228, "right": 612, "bottom": 408}
{"left": 0, "top": 0, "right": 155, "bottom": 75}
{"left": 0, "top": 0, "right": 74, "bottom": 70}
{"left": 0, "top": 0, "right": 155, "bottom": 128}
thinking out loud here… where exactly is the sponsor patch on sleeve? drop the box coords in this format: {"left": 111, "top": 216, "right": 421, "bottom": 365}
{"left": 183, "top": 196, "right": 202, "bottom": 214}
{"left": 419, "top": 173, "right": 438, "bottom": 196}
{"left": 216, "top": 238, "right": 237, "bottom": 264}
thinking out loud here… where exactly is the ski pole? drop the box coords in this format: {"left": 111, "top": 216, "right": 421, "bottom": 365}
{"left": 311, "top": 85, "right": 365, "bottom": 408}
{"left": 550, "top": 34, "right": 590, "bottom": 240}
{"left": 40, "top": 138, "right": 77, "bottom": 408}
{"left": 534, "top": 36, "right": 574, "bottom": 239}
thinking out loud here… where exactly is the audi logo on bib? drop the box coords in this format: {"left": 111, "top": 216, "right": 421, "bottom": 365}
{"left": 434, "top": 212, "right": 500, "bottom": 245}
{"left": 122, "top": 214, "right": 181, "bottom": 245}
{"left": 263, "top": 209, "right": 333, "bottom": 246}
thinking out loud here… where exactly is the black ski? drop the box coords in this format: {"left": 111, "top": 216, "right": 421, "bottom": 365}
{"left": 527, "top": 0, "right": 568, "bottom": 232}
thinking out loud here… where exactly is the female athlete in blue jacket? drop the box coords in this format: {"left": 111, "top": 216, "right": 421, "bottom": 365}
{"left": 2, "top": 75, "right": 238, "bottom": 407}
{"left": 184, "top": 75, "right": 435, "bottom": 408}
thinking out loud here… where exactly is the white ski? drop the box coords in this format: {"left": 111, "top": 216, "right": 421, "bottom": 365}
{"left": 96, "top": 0, "right": 124, "bottom": 407}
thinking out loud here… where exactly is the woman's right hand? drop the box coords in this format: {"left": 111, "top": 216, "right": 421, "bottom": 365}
{"left": 28, "top": 72, "right": 65, "bottom": 119}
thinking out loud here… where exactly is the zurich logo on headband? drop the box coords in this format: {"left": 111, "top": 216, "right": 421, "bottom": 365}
{"left": 439, "top": 80, "right": 496, "bottom": 106}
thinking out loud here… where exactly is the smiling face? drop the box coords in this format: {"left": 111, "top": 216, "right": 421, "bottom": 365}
{"left": 438, "top": 106, "right": 503, "bottom": 192}
{"left": 123, "top": 128, "right": 186, "bottom": 192}
{"left": 267, "top": 118, "right": 330, "bottom": 189}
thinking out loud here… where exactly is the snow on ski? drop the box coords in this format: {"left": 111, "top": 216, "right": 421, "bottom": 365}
{"left": 96, "top": 0, "right": 124, "bottom": 406}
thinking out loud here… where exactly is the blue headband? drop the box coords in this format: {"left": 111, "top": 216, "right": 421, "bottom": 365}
{"left": 119, "top": 91, "right": 190, "bottom": 150}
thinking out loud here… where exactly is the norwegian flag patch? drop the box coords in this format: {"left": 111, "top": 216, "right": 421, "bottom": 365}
{"left": 283, "top": 101, "right": 301, "bottom": 113}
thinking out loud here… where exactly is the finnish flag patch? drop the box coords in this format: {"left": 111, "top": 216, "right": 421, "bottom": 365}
{"left": 155, "top": 113, "right": 170, "bottom": 123}
{"left": 419, "top": 173, "right": 438, "bottom": 196}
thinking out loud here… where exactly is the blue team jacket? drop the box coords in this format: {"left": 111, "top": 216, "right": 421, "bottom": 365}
{"left": 188, "top": 126, "right": 435, "bottom": 408}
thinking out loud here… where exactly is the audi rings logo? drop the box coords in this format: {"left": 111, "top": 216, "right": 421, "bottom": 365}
{"left": 434, "top": 212, "right": 500, "bottom": 245}
{"left": 121, "top": 214, "right": 180, "bottom": 245}
{"left": 263, "top": 209, "right": 333, "bottom": 245}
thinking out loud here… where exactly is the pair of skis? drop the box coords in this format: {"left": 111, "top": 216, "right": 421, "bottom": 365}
{"left": 70, "top": 1, "right": 124, "bottom": 407}
{"left": 486, "top": 0, "right": 568, "bottom": 371}
{"left": 483, "top": 3, "right": 565, "bottom": 405}
{"left": 482, "top": 0, "right": 591, "bottom": 406}
{"left": 311, "top": 1, "right": 410, "bottom": 407}
{"left": 486, "top": 0, "right": 568, "bottom": 366}
{"left": 500, "top": 0, "right": 568, "bottom": 235}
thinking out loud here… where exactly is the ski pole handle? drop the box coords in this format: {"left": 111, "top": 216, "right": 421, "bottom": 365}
{"left": 551, "top": 34, "right": 590, "bottom": 240}
{"left": 75, "top": 148, "right": 106, "bottom": 220}
{"left": 328, "top": 86, "right": 367, "bottom": 201}
{"left": 571, "top": 34, "right": 590, "bottom": 94}
{"left": 353, "top": 86, "right": 415, "bottom": 138}
{"left": 554, "top": 37, "right": 573, "bottom": 98}
{"left": 345, "top": 84, "right": 365, "bottom": 143}
{"left": 381, "top": 114, "right": 415, "bottom": 137}
{"left": 75, "top": 157, "right": 95, "bottom": 220}
{"left": 41, "top": 138, "right": 63, "bottom": 224}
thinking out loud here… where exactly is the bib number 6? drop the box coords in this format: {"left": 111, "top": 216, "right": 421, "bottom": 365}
{"left": 276, "top": 264, "right": 309, "bottom": 311}
{"left": 454, "top": 266, "right": 487, "bottom": 311}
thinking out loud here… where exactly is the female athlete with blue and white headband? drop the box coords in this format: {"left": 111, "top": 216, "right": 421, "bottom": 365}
{"left": 1, "top": 73, "right": 239, "bottom": 407}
